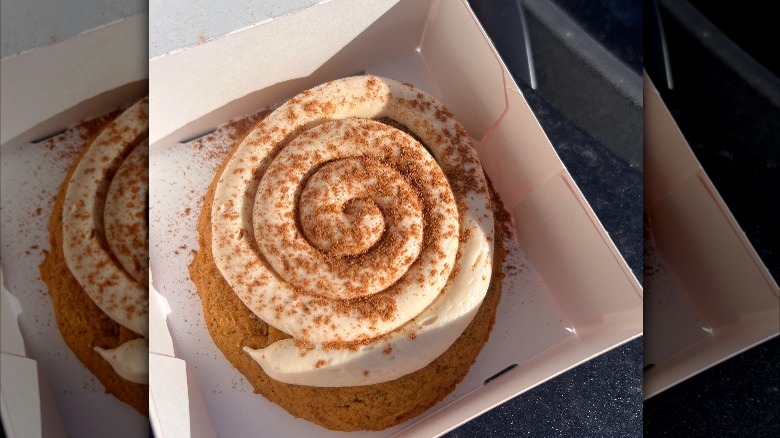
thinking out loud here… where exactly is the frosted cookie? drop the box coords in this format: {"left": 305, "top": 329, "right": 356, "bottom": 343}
{"left": 40, "top": 98, "right": 149, "bottom": 415}
{"left": 190, "top": 76, "right": 503, "bottom": 430}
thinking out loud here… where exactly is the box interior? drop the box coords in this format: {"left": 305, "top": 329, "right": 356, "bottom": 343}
{"left": 643, "top": 76, "right": 779, "bottom": 398}
{"left": 148, "top": 0, "right": 641, "bottom": 436}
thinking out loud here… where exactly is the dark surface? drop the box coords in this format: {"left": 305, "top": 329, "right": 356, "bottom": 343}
{"left": 449, "top": 2, "right": 644, "bottom": 436}
{"left": 554, "top": 0, "right": 643, "bottom": 75}
{"left": 644, "top": 336, "right": 780, "bottom": 438}
{"left": 469, "top": 0, "right": 644, "bottom": 170}
{"left": 466, "top": 0, "right": 533, "bottom": 87}
{"left": 524, "top": 9, "right": 644, "bottom": 170}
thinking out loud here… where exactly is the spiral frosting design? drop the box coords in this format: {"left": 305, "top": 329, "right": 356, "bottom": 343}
{"left": 62, "top": 98, "right": 149, "bottom": 337}
{"left": 213, "top": 76, "right": 494, "bottom": 385}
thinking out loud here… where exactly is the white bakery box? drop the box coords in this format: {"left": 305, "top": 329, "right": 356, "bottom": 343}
{"left": 147, "top": 0, "right": 642, "bottom": 437}
{"left": 643, "top": 75, "right": 779, "bottom": 398}
{"left": 0, "top": 14, "right": 148, "bottom": 438}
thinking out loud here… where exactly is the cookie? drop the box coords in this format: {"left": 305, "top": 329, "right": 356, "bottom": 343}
{"left": 190, "top": 167, "right": 505, "bottom": 430}
{"left": 189, "top": 76, "right": 507, "bottom": 431}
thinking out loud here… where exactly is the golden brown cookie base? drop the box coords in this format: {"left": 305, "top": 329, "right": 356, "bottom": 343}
{"left": 39, "top": 114, "right": 148, "bottom": 416}
{"left": 189, "top": 118, "right": 506, "bottom": 431}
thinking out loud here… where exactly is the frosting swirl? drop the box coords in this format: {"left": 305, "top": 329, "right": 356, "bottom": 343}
{"left": 94, "top": 339, "right": 149, "bottom": 384}
{"left": 62, "top": 98, "right": 149, "bottom": 382}
{"left": 104, "top": 139, "right": 149, "bottom": 286}
{"left": 213, "top": 76, "right": 494, "bottom": 386}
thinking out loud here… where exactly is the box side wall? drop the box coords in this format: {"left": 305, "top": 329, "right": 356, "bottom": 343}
{"left": 645, "top": 77, "right": 778, "bottom": 327}
{"left": 480, "top": 88, "right": 642, "bottom": 333}
{"left": 643, "top": 75, "right": 700, "bottom": 206}
{"left": 0, "top": 14, "right": 148, "bottom": 146}
{"left": 650, "top": 176, "right": 779, "bottom": 326}
{"left": 511, "top": 174, "right": 642, "bottom": 331}
{"left": 471, "top": 17, "right": 641, "bottom": 333}
{"left": 644, "top": 331, "right": 779, "bottom": 399}
{"left": 644, "top": 76, "right": 780, "bottom": 397}
{"left": 419, "top": 0, "right": 506, "bottom": 139}
{"left": 477, "top": 88, "right": 563, "bottom": 207}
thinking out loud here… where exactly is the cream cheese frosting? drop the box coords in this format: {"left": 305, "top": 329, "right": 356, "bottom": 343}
{"left": 104, "top": 139, "right": 149, "bottom": 286}
{"left": 62, "top": 99, "right": 149, "bottom": 385}
{"left": 212, "top": 76, "right": 494, "bottom": 387}
{"left": 94, "top": 339, "right": 149, "bottom": 385}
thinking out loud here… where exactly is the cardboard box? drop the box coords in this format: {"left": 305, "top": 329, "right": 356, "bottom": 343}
{"left": 148, "top": 1, "right": 642, "bottom": 436}
{"left": 643, "top": 75, "right": 779, "bottom": 398}
{"left": 0, "top": 14, "right": 148, "bottom": 437}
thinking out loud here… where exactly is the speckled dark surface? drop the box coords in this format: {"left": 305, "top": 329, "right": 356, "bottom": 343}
{"left": 523, "top": 3, "right": 644, "bottom": 170}
{"left": 644, "top": 336, "right": 780, "bottom": 437}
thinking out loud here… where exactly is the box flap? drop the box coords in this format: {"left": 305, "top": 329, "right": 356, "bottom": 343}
{"left": 1, "top": 267, "right": 67, "bottom": 438}
{"left": 0, "top": 14, "right": 147, "bottom": 146}
{"left": 1, "top": 267, "right": 26, "bottom": 356}
{"left": 150, "top": 354, "right": 216, "bottom": 438}
{"left": 149, "top": 272, "right": 175, "bottom": 357}
{"left": 149, "top": 0, "right": 400, "bottom": 145}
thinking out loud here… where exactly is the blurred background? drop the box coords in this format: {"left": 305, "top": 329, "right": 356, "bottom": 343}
{"left": 2, "top": 1, "right": 149, "bottom": 436}
{"left": 643, "top": 0, "right": 778, "bottom": 436}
